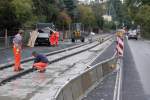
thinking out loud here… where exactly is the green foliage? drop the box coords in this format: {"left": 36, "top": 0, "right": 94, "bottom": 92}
{"left": 0, "top": 0, "right": 20, "bottom": 29}
{"left": 11, "top": 0, "right": 33, "bottom": 27}
{"left": 56, "top": 11, "right": 72, "bottom": 29}
{"left": 91, "top": 3, "right": 104, "bottom": 29}
{"left": 135, "top": 5, "right": 150, "bottom": 38}
{"left": 63, "top": 0, "right": 76, "bottom": 11}
{"left": 0, "top": 0, "right": 105, "bottom": 33}
{"left": 47, "top": 4, "right": 60, "bottom": 22}
{"left": 125, "top": 0, "right": 150, "bottom": 38}
{"left": 141, "top": 0, "right": 150, "bottom": 5}
{"left": 103, "top": 21, "right": 116, "bottom": 30}
{"left": 78, "top": 5, "right": 96, "bottom": 30}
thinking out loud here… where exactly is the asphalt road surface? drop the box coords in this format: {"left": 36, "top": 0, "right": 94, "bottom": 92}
{"left": 82, "top": 38, "right": 150, "bottom": 100}
{"left": 122, "top": 39, "right": 150, "bottom": 100}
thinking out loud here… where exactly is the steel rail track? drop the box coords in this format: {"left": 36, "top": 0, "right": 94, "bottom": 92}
{"left": 0, "top": 34, "right": 109, "bottom": 70}
{"left": 0, "top": 35, "right": 112, "bottom": 86}
{"left": 0, "top": 42, "right": 87, "bottom": 70}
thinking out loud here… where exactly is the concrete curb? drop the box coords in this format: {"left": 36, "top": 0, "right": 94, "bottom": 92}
{"left": 53, "top": 52, "right": 117, "bottom": 100}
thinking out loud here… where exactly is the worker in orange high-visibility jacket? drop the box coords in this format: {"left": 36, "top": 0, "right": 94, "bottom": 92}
{"left": 32, "top": 51, "right": 49, "bottom": 73}
{"left": 55, "top": 31, "right": 59, "bottom": 46}
{"left": 49, "top": 31, "right": 55, "bottom": 46}
{"left": 13, "top": 30, "right": 24, "bottom": 72}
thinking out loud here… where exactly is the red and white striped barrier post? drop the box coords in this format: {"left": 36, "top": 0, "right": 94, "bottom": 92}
{"left": 116, "top": 36, "right": 124, "bottom": 57}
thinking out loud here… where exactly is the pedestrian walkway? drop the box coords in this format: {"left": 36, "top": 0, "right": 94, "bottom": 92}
{"left": 122, "top": 40, "right": 149, "bottom": 100}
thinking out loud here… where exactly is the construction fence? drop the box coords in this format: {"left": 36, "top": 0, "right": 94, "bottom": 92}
{"left": 0, "top": 29, "right": 32, "bottom": 50}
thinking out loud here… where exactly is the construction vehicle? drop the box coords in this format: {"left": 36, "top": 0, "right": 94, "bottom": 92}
{"left": 71, "top": 23, "right": 85, "bottom": 42}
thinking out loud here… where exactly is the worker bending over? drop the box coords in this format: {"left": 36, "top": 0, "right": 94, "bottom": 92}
{"left": 32, "top": 51, "right": 49, "bottom": 73}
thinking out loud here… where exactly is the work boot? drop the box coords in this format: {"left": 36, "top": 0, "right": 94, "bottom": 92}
{"left": 14, "top": 69, "right": 19, "bottom": 72}
{"left": 39, "top": 69, "right": 46, "bottom": 73}
{"left": 32, "top": 66, "right": 36, "bottom": 70}
{"left": 14, "top": 67, "right": 20, "bottom": 72}
{"left": 19, "top": 68, "right": 24, "bottom": 71}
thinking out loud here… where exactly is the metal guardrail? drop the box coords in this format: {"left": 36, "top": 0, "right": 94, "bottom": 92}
{"left": 53, "top": 52, "right": 117, "bottom": 100}
{"left": 0, "top": 29, "right": 31, "bottom": 50}
{"left": 113, "top": 58, "right": 123, "bottom": 100}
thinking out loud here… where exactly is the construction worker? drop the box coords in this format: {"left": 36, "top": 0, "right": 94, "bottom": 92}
{"left": 13, "top": 29, "right": 24, "bottom": 72}
{"left": 32, "top": 51, "right": 49, "bottom": 73}
{"left": 49, "top": 31, "right": 55, "bottom": 46}
{"left": 55, "top": 31, "right": 59, "bottom": 46}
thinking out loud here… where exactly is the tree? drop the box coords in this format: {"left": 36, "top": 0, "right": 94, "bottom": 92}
{"left": 0, "top": 0, "right": 20, "bottom": 31}
{"left": 62, "top": 0, "right": 78, "bottom": 22}
{"left": 91, "top": 3, "right": 104, "bottom": 29}
{"left": 135, "top": 5, "right": 150, "bottom": 38}
{"left": 47, "top": 4, "right": 59, "bottom": 23}
{"left": 142, "top": 0, "right": 150, "bottom": 5}
{"left": 11, "top": 0, "right": 33, "bottom": 27}
{"left": 63, "top": 0, "right": 76, "bottom": 11}
{"left": 57, "top": 11, "right": 72, "bottom": 30}
{"left": 78, "top": 5, "right": 96, "bottom": 31}
{"left": 32, "top": 0, "right": 60, "bottom": 24}
{"left": 125, "top": 0, "right": 150, "bottom": 38}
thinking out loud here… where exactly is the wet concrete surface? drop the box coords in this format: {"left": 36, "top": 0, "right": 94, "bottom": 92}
{"left": 82, "top": 72, "right": 117, "bottom": 100}
{"left": 0, "top": 42, "right": 97, "bottom": 81}
{"left": 122, "top": 39, "right": 150, "bottom": 100}
{"left": 0, "top": 39, "right": 113, "bottom": 100}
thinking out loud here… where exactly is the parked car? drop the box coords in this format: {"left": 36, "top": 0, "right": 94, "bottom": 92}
{"left": 35, "top": 23, "right": 55, "bottom": 45}
{"left": 36, "top": 27, "right": 55, "bottom": 45}
{"left": 128, "top": 30, "right": 138, "bottom": 40}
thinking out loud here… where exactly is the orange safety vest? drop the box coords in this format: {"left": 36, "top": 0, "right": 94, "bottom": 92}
{"left": 49, "top": 33, "right": 55, "bottom": 46}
